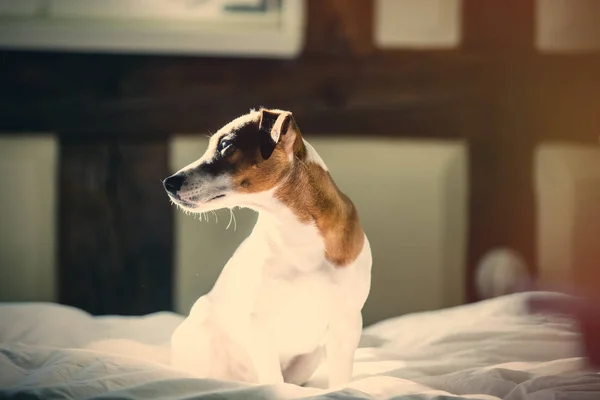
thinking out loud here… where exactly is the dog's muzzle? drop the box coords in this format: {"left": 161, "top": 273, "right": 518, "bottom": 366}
{"left": 163, "top": 172, "right": 228, "bottom": 208}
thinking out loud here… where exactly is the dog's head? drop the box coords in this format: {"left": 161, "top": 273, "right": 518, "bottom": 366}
{"left": 163, "top": 108, "right": 305, "bottom": 212}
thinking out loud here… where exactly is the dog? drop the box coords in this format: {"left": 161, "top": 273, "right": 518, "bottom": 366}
{"left": 162, "top": 108, "right": 372, "bottom": 388}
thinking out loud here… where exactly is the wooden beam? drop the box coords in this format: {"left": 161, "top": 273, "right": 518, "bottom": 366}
{"left": 0, "top": 52, "right": 490, "bottom": 137}
{"left": 1, "top": 49, "right": 599, "bottom": 140}
{"left": 59, "top": 138, "right": 173, "bottom": 314}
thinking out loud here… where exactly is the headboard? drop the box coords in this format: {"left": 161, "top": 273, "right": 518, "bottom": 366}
{"left": 0, "top": 0, "right": 598, "bottom": 323}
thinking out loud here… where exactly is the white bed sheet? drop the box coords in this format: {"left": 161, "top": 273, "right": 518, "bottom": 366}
{"left": 1, "top": 292, "right": 599, "bottom": 400}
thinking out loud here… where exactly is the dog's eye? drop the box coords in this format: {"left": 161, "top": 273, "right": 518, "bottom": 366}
{"left": 219, "top": 139, "right": 234, "bottom": 157}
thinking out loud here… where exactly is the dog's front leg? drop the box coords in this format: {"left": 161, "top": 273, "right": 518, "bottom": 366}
{"left": 325, "top": 311, "right": 362, "bottom": 389}
{"left": 244, "top": 314, "right": 284, "bottom": 385}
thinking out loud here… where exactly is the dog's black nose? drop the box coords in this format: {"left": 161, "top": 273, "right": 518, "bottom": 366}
{"left": 163, "top": 174, "right": 185, "bottom": 194}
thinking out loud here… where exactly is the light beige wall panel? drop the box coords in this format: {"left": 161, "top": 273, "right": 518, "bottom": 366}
{"left": 0, "top": 135, "right": 57, "bottom": 302}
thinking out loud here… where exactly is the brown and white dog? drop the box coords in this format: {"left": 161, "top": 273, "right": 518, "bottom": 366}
{"left": 162, "top": 108, "right": 372, "bottom": 388}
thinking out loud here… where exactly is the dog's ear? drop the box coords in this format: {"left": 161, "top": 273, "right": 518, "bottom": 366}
{"left": 259, "top": 110, "right": 284, "bottom": 143}
{"left": 259, "top": 109, "right": 296, "bottom": 159}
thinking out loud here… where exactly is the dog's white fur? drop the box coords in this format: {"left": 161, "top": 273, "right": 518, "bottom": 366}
{"left": 167, "top": 110, "right": 372, "bottom": 388}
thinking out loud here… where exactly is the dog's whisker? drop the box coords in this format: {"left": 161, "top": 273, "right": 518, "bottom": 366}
{"left": 211, "top": 210, "right": 219, "bottom": 224}
{"left": 226, "top": 208, "right": 234, "bottom": 230}
{"left": 232, "top": 208, "right": 237, "bottom": 231}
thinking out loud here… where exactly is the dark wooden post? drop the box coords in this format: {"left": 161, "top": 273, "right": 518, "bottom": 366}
{"left": 59, "top": 136, "right": 173, "bottom": 315}
{"left": 462, "top": 0, "right": 537, "bottom": 301}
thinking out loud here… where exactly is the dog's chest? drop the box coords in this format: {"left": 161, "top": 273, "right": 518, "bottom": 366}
{"left": 256, "top": 268, "right": 337, "bottom": 355}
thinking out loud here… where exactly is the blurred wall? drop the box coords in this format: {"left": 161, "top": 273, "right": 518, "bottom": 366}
{"left": 535, "top": 143, "right": 600, "bottom": 291}
{"left": 0, "top": 136, "right": 57, "bottom": 302}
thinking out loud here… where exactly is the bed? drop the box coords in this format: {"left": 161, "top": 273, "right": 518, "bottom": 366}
{"left": 3, "top": 291, "right": 598, "bottom": 400}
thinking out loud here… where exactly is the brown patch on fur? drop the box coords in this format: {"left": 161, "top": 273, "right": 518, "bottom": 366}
{"left": 261, "top": 111, "right": 364, "bottom": 267}
{"left": 213, "top": 108, "right": 365, "bottom": 267}
{"left": 228, "top": 144, "right": 292, "bottom": 194}
{"left": 275, "top": 160, "right": 365, "bottom": 267}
